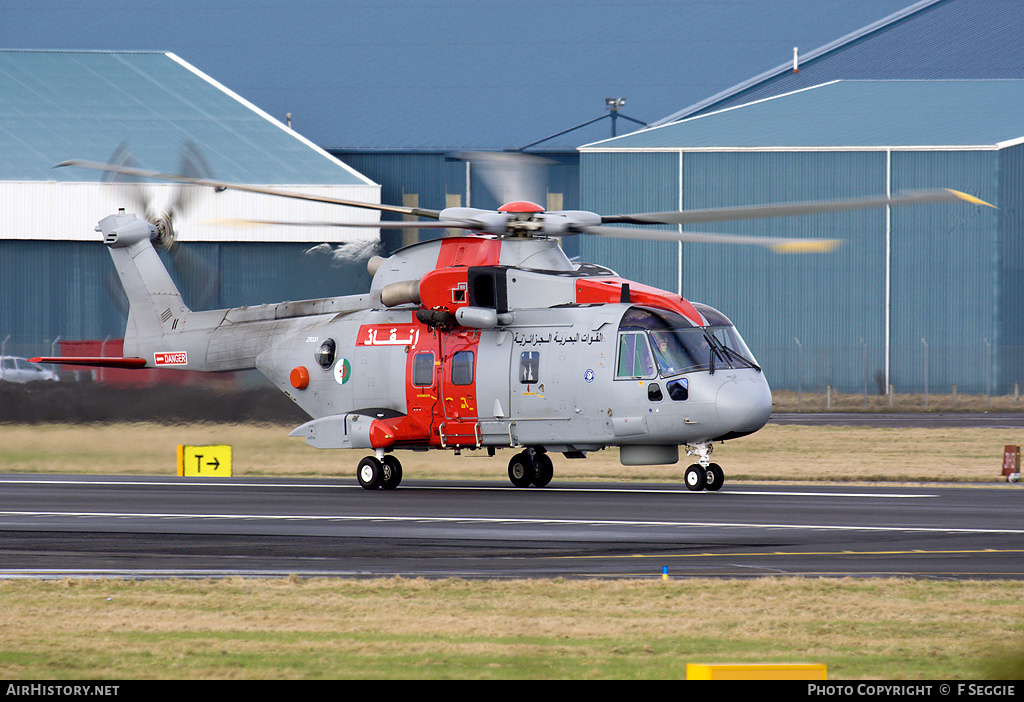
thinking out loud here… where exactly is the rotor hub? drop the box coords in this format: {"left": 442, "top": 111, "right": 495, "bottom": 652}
{"left": 497, "top": 201, "right": 545, "bottom": 214}
{"left": 498, "top": 201, "right": 545, "bottom": 237}
{"left": 152, "top": 213, "right": 175, "bottom": 249}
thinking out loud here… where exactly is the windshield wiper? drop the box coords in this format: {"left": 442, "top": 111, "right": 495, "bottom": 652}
{"left": 704, "top": 332, "right": 719, "bottom": 375}
{"left": 706, "top": 333, "right": 761, "bottom": 373}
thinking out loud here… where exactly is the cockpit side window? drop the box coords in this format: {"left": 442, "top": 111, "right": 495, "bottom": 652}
{"left": 616, "top": 332, "right": 657, "bottom": 379}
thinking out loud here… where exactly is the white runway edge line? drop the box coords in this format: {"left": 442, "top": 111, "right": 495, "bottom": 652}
{"left": 1, "top": 510, "right": 1022, "bottom": 535}
{"left": 0, "top": 477, "right": 939, "bottom": 499}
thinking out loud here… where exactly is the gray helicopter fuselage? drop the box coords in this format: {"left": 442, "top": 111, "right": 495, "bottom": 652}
{"left": 264, "top": 235, "right": 772, "bottom": 464}
{"left": 267, "top": 301, "right": 770, "bottom": 458}
{"left": 72, "top": 213, "right": 772, "bottom": 470}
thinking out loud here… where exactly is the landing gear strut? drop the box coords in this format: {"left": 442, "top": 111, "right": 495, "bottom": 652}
{"left": 507, "top": 448, "right": 553, "bottom": 488}
{"left": 684, "top": 442, "right": 725, "bottom": 492}
{"left": 357, "top": 454, "right": 403, "bottom": 490}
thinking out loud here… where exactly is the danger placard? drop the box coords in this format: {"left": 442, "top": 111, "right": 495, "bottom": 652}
{"left": 154, "top": 351, "right": 188, "bottom": 366}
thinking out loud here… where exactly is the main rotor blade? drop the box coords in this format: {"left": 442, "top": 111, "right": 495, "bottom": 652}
{"left": 207, "top": 218, "right": 480, "bottom": 230}
{"left": 55, "top": 160, "right": 443, "bottom": 220}
{"left": 581, "top": 225, "right": 842, "bottom": 253}
{"left": 602, "top": 189, "right": 994, "bottom": 226}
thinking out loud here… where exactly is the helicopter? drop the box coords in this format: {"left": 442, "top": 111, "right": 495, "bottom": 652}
{"left": 33, "top": 154, "right": 990, "bottom": 491}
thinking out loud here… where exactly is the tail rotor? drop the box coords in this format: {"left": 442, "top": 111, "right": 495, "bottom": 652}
{"left": 101, "top": 141, "right": 221, "bottom": 309}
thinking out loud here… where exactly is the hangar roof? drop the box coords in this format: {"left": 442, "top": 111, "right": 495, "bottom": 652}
{"left": 653, "top": 0, "right": 1024, "bottom": 127}
{"left": 0, "top": 1, "right": 915, "bottom": 151}
{"left": 0, "top": 49, "right": 372, "bottom": 185}
{"left": 582, "top": 79, "right": 1024, "bottom": 150}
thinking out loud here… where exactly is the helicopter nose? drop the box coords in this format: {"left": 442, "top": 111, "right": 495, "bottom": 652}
{"left": 715, "top": 375, "right": 772, "bottom": 435}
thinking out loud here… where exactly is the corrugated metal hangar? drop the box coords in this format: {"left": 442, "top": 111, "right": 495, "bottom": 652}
{"left": 2, "top": 0, "right": 1024, "bottom": 397}
{"left": 0, "top": 50, "right": 379, "bottom": 354}
{"left": 574, "top": 0, "right": 1024, "bottom": 395}
{"left": 580, "top": 79, "right": 1021, "bottom": 395}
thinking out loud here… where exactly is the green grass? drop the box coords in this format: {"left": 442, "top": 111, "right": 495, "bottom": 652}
{"left": 0, "top": 577, "right": 1021, "bottom": 680}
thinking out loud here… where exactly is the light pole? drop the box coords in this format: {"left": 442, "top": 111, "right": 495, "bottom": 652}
{"left": 605, "top": 97, "right": 627, "bottom": 137}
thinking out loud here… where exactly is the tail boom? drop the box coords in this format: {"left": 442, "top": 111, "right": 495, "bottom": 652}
{"left": 44, "top": 212, "right": 372, "bottom": 374}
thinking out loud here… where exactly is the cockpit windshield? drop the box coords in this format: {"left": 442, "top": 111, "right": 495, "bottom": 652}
{"left": 617, "top": 306, "right": 759, "bottom": 379}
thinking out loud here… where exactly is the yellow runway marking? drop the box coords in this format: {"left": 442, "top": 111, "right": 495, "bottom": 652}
{"left": 555, "top": 548, "right": 1024, "bottom": 560}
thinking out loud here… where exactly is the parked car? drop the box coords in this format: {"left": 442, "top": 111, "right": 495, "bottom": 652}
{"left": 0, "top": 356, "right": 59, "bottom": 383}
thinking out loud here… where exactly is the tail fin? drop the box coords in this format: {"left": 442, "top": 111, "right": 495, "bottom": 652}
{"left": 97, "top": 212, "right": 191, "bottom": 340}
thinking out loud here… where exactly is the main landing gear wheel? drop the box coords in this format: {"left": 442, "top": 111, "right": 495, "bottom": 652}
{"left": 532, "top": 453, "right": 553, "bottom": 488}
{"left": 358, "top": 456, "right": 383, "bottom": 490}
{"left": 508, "top": 449, "right": 554, "bottom": 488}
{"left": 507, "top": 451, "right": 535, "bottom": 488}
{"left": 381, "top": 455, "right": 403, "bottom": 490}
{"left": 357, "top": 455, "right": 404, "bottom": 490}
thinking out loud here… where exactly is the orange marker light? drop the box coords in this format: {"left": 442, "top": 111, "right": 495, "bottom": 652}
{"left": 290, "top": 366, "right": 310, "bottom": 389}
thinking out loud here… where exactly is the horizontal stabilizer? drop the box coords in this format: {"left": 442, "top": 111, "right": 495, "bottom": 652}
{"left": 30, "top": 357, "right": 148, "bottom": 369}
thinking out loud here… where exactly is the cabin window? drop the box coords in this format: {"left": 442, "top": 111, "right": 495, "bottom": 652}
{"left": 315, "top": 338, "right": 336, "bottom": 369}
{"left": 413, "top": 352, "right": 434, "bottom": 387}
{"left": 667, "top": 378, "right": 689, "bottom": 401}
{"left": 519, "top": 351, "right": 540, "bottom": 384}
{"left": 616, "top": 332, "right": 656, "bottom": 379}
{"left": 451, "top": 350, "right": 474, "bottom": 385}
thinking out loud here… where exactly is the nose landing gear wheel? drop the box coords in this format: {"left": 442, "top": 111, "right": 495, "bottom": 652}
{"left": 684, "top": 464, "right": 706, "bottom": 491}
{"left": 704, "top": 463, "right": 724, "bottom": 491}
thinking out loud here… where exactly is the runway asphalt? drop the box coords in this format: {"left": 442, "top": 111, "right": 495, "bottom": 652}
{"left": 0, "top": 474, "right": 1020, "bottom": 580}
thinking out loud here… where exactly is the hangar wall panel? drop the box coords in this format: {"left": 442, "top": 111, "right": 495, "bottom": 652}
{"left": 579, "top": 151, "right": 680, "bottom": 294}
{"left": 677, "top": 150, "right": 889, "bottom": 393}
{"left": 333, "top": 152, "right": 470, "bottom": 253}
{"left": 998, "top": 142, "right": 1024, "bottom": 391}
{"left": 888, "top": 149, "right": 1000, "bottom": 394}
{"left": 0, "top": 242, "right": 123, "bottom": 347}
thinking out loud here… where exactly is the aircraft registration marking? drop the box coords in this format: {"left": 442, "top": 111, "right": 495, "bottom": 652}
{"left": 358, "top": 324, "right": 419, "bottom": 347}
